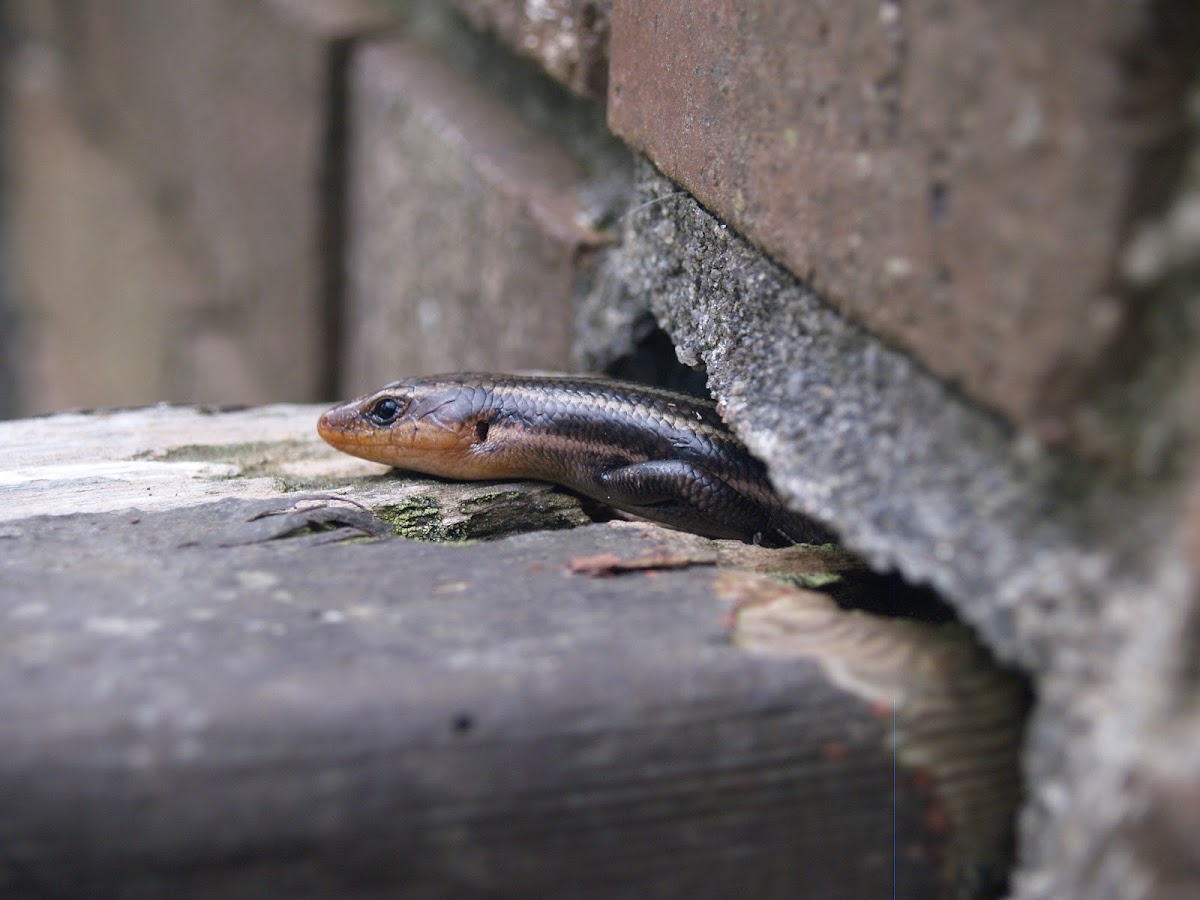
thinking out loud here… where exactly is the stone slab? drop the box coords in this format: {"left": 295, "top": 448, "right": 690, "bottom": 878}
{"left": 0, "top": 404, "right": 339, "bottom": 520}
{"left": 0, "top": 399, "right": 1027, "bottom": 896}
{"left": 0, "top": 500, "right": 1022, "bottom": 898}
{"left": 608, "top": 1, "right": 1200, "bottom": 445}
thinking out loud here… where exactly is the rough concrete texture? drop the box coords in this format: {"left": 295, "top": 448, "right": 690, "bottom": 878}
{"left": 0, "top": 499, "right": 1024, "bottom": 897}
{"left": 50, "top": 0, "right": 392, "bottom": 403}
{"left": 608, "top": 1, "right": 1200, "bottom": 454}
{"left": 450, "top": 0, "right": 611, "bottom": 100}
{"left": 596, "top": 161, "right": 1200, "bottom": 897}
{"left": 344, "top": 35, "right": 618, "bottom": 394}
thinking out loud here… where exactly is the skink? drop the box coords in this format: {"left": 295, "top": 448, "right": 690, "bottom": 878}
{"left": 317, "top": 373, "right": 831, "bottom": 546}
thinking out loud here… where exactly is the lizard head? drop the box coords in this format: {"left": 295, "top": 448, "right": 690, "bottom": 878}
{"left": 317, "top": 378, "right": 481, "bottom": 474}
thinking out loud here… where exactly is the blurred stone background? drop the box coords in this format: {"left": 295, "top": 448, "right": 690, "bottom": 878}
{"left": 1, "top": 1, "right": 1199, "bottom": 896}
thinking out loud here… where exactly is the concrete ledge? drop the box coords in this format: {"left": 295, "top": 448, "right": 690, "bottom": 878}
{"left": 0, "top": 405, "right": 1025, "bottom": 897}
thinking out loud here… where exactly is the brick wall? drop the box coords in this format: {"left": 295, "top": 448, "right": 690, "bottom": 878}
{"left": 609, "top": 1, "right": 1200, "bottom": 455}
{"left": 3, "top": 1, "right": 1199, "bottom": 897}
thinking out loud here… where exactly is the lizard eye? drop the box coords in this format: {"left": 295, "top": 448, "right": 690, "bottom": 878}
{"left": 366, "top": 397, "right": 404, "bottom": 425}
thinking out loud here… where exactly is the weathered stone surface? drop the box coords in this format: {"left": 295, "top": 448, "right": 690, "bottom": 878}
{"left": 0, "top": 403, "right": 590, "bottom": 540}
{"left": 451, "top": 0, "right": 611, "bottom": 100}
{"left": 599, "top": 163, "right": 1200, "bottom": 899}
{"left": 0, "top": 495, "right": 1024, "bottom": 897}
{"left": 343, "top": 37, "right": 610, "bottom": 394}
{"left": 55, "top": 0, "right": 392, "bottom": 404}
{"left": 608, "top": 1, "right": 1200, "bottom": 447}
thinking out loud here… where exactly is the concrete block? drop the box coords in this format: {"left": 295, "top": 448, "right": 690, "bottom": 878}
{"left": 609, "top": 1, "right": 1199, "bottom": 447}
{"left": 344, "top": 37, "right": 608, "bottom": 394}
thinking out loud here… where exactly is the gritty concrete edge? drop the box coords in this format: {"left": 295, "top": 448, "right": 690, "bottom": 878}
{"left": 589, "top": 153, "right": 1200, "bottom": 897}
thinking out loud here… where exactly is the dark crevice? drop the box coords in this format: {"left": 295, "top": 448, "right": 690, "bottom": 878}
{"left": 824, "top": 567, "right": 959, "bottom": 625}
{"left": 599, "top": 326, "right": 960, "bottom": 625}
{"left": 602, "top": 322, "right": 709, "bottom": 398}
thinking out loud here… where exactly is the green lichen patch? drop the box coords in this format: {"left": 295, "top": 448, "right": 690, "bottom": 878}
{"left": 459, "top": 489, "right": 525, "bottom": 510}
{"left": 790, "top": 571, "right": 845, "bottom": 590}
{"left": 372, "top": 497, "right": 470, "bottom": 543}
